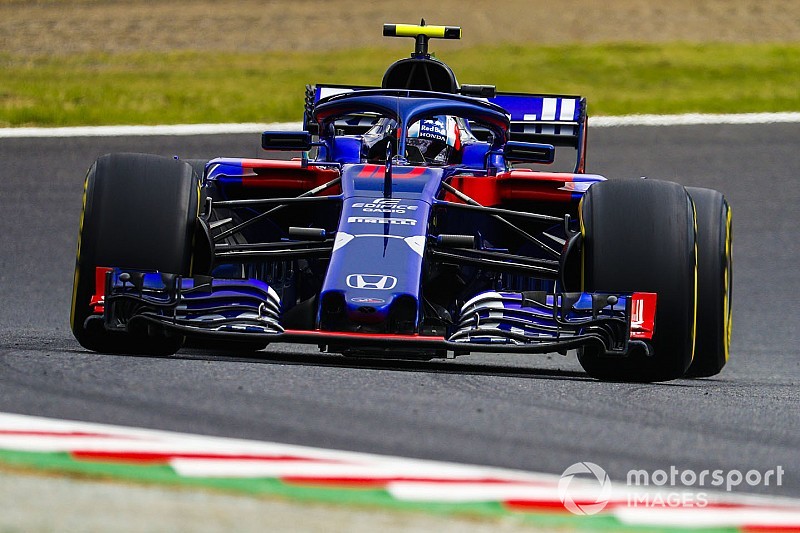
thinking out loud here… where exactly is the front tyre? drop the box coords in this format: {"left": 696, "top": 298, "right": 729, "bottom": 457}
{"left": 70, "top": 153, "right": 200, "bottom": 354}
{"left": 684, "top": 187, "right": 733, "bottom": 378}
{"left": 578, "top": 178, "right": 697, "bottom": 382}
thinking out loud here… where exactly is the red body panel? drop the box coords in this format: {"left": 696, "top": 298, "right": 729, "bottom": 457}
{"left": 239, "top": 159, "right": 341, "bottom": 193}
{"left": 445, "top": 171, "right": 583, "bottom": 206}
{"left": 630, "top": 292, "right": 657, "bottom": 340}
{"left": 90, "top": 267, "right": 112, "bottom": 314}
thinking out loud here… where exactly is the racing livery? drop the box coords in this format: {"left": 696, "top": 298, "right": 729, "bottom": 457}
{"left": 71, "top": 22, "right": 733, "bottom": 382}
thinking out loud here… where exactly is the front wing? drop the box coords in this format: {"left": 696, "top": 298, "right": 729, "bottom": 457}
{"left": 87, "top": 269, "right": 657, "bottom": 358}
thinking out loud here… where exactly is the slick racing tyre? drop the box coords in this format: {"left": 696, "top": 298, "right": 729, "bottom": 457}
{"left": 578, "top": 178, "right": 697, "bottom": 382}
{"left": 70, "top": 153, "right": 200, "bottom": 355}
{"left": 684, "top": 187, "right": 733, "bottom": 378}
{"left": 183, "top": 158, "right": 208, "bottom": 182}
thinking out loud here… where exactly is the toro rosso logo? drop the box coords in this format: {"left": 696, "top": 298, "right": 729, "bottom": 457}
{"left": 350, "top": 297, "right": 386, "bottom": 304}
{"left": 346, "top": 274, "right": 398, "bottom": 290}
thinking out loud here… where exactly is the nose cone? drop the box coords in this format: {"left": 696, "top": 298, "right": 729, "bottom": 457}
{"left": 319, "top": 164, "right": 442, "bottom": 334}
{"left": 319, "top": 291, "right": 418, "bottom": 334}
{"left": 345, "top": 293, "right": 418, "bottom": 333}
{"left": 346, "top": 296, "right": 391, "bottom": 324}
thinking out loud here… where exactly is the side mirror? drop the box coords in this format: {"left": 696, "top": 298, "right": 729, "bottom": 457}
{"left": 262, "top": 131, "right": 313, "bottom": 151}
{"left": 503, "top": 141, "right": 556, "bottom": 164}
{"left": 460, "top": 84, "right": 496, "bottom": 98}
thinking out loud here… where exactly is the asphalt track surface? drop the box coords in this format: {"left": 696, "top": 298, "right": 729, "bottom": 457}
{"left": 1, "top": 124, "right": 798, "bottom": 498}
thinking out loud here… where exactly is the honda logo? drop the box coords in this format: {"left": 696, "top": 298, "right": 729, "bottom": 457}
{"left": 346, "top": 274, "right": 398, "bottom": 290}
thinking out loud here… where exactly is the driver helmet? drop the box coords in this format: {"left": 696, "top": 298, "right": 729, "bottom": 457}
{"left": 406, "top": 115, "right": 462, "bottom": 165}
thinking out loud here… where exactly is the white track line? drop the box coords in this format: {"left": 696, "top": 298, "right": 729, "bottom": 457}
{"left": 0, "top": 412, "right": 547, "bottom": 482}
{"left": 590, "top": 112, "right": 800, "bottom": 127}
{"left": 1, "top": 112, "right": 799, "bottom": 138}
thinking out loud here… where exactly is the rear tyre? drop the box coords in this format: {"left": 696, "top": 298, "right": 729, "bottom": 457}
{"left": 70, "top": 153, "right": 200, "bottom": 354}
{"left": 578, "top": 178, "right": 697, "bottom": 382}
{"left": 684, "top": 187, "right": 733, "bottom": 378}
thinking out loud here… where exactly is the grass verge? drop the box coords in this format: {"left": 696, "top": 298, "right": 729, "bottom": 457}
{"left": 1, "top": 43, "right": 799, "bottom": 127}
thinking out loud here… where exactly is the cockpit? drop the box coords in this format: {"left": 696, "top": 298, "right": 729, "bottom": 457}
{"left": 362, "top": 115, "right": 479, "bottom": 166}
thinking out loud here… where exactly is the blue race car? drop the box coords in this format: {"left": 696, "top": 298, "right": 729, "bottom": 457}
{"left": 70, "top": 22, "right": 732, "bottom": 382}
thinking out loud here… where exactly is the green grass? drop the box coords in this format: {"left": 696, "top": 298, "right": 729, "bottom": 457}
{"left": 1, "top": 43, "right": 799, "bottom": 126}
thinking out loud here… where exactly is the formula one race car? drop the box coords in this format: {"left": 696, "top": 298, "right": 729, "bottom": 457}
{"left": 70, "top": 22, "right": 733, "bottom": 382}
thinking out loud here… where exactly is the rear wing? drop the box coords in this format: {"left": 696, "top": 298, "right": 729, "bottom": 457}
{"left": 305, "top": 84, "right": 588, "bottom": 172}
{"left": 491, "top": 93, "right": 586, "bottom": 148}
{"left": 472, "top": 93, "right": 587, "bottom": 172}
